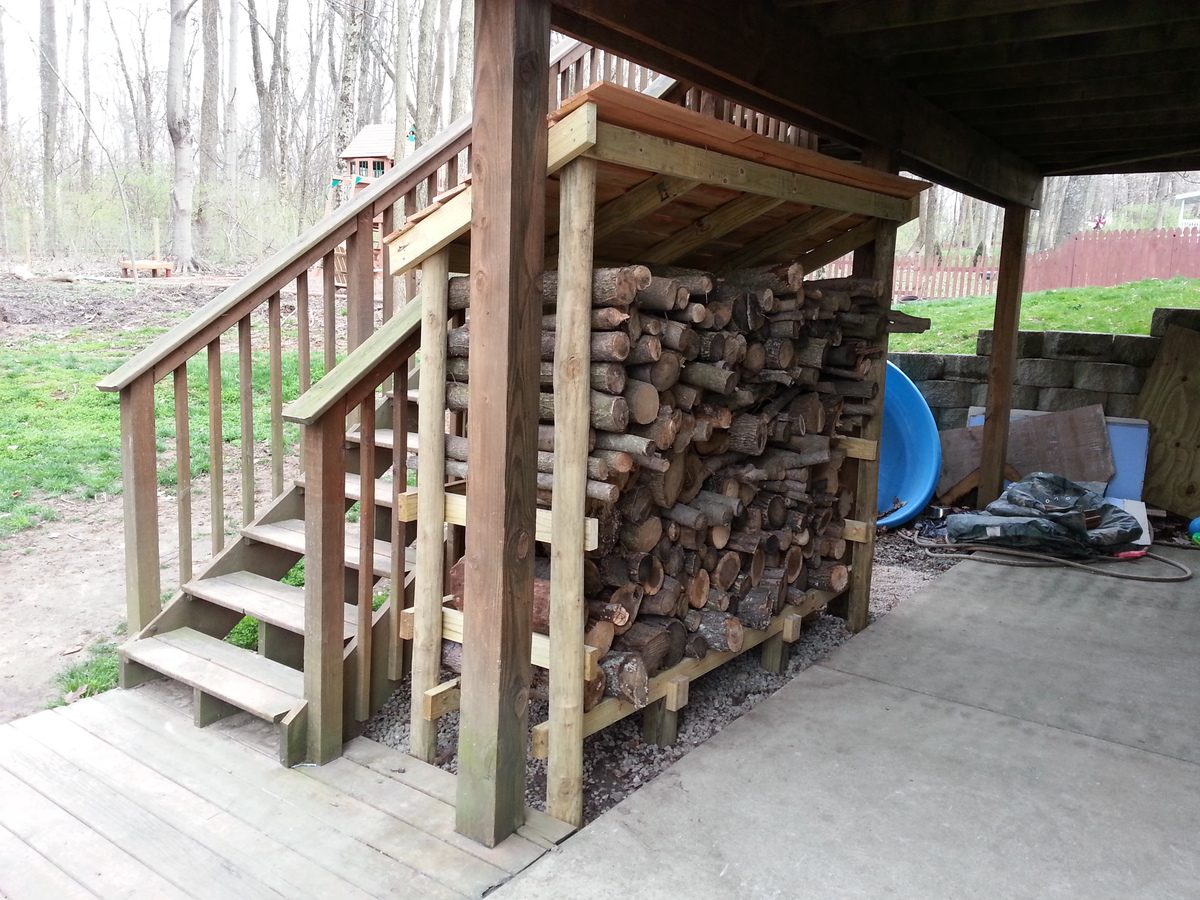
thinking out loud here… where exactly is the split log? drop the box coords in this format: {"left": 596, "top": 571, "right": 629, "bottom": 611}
{"left": 612, "top": 622, "right": 672, "bottom": 676}
{"left": 696, "top": 611, "right": 744, "bottom": 653}
{"left": 599, "top": 652, "right": 649, "bottom": 707}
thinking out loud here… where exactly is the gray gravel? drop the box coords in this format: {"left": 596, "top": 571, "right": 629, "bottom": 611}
{"left": 363, "top": 528, "right": 955, "bottom": 824}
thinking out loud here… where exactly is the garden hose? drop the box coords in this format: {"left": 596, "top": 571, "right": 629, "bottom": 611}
{"left": 904, "top": 532, "right": 1193, "bottom": 583}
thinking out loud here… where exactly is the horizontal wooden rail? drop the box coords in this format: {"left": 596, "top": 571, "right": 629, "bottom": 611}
{"left": 283, "top": 298, "right": 423, "bottom": 426}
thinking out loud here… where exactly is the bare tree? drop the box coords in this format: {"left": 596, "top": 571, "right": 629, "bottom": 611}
{"left": 1054, "top": 175, "right": 1089, "bottom": 246}
{"left": 412, "top": 0, "right": 442, "bottom": 147}
{"left": 39, "top": 0, "right": 59, "bottom": 254}
{"left": 199, "top": 0, "right": 220, "bottom": 181}
{"left": 450, "top": 0, "right": 473, "bottom": 120}
{"left": 225, "top": 0, "right": 240, "bottom": 189}
{"left": 167, "top": 0, "right": 199, "bottom": 270}
{"left": 80, "top": 0, "right": 92, "bottom": 191}
{"left": 393, "top": 0, "right": 411, "bottom": 158}
{"left": 333, "top": 0, "right": 367, "bottom": 202}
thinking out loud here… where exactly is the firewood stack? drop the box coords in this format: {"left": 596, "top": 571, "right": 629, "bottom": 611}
{"left": 425, "top": 262, "right": 886, "bottom": 711}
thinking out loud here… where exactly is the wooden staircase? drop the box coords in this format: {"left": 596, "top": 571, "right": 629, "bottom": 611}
{"left": 119, "top": 393, "right": 412, "bottom": 767}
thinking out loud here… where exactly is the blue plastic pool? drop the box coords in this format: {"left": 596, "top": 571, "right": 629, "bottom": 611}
{"left": 876, "top": 361, "right": 941, "bottom": 527}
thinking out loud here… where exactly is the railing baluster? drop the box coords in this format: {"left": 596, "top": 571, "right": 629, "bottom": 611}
{"left": 388, "top": 363, "right": 409, "bottom": 681}
{"left": 356, "top": 399, "right": 376, "bottom": 722}
{"left": 297, "top": 270, "right": 311, "bottom": 393}
{"left": 324, "top": 249, "right": 338, "bottom": 374}
{"left": 207, "top": 338, "right": 225, "bottom": 554}
{"left": 174, "top": 364, "right": 193, "bottom": 586}
{"left": 269, "top": 291, "right": 284, "bottom": 498}
{"left": 239, "top": 316, "right": 256, "bottom": 524}
{"left": 381, "top": 203, "right": 396, "bottom": 322}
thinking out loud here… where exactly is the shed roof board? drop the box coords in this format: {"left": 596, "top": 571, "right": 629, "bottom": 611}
{"left": 386, "top": 84, "right": 926, "bottom": 278}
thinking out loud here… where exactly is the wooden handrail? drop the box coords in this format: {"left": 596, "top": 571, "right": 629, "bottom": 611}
{"left": 283, "top": 294, "right": 423, "bottom": 426}
{"left": 98, "top": 116, "right": 471, "bottom": 393}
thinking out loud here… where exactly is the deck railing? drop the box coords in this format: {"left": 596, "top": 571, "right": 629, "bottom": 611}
{"left": 97, "top": 118, "right": 473, "bottom": 634}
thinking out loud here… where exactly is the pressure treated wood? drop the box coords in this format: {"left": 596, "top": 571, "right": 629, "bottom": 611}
{"left": 548, "top": 156, "right": 598, "bottom": 827}
{"left": 412, "top": 250, "right": 451, "bottom": 764}
{"left": 457, "top": 0, "right": 549, "bottom": 848}
{"left": 0, "top": 688, "right": 556, "bottom": 899}
{"left": 120, "top": 378, "right": 161, "bottom": 634}
{"left": 1135, "top": 325, "right": 1200, "bottom": 518}
{"left": 978, "top": 204, "right": 1032, "bottom": 507}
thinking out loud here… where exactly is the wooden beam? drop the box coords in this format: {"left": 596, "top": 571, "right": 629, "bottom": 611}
{"left": 546, "top": 173, "right": 698, "bottom": 267}
{"left": 586, "top": 123, "right": 913, "bottom": 220}
{"left": 640, "top": 194, "right": 784, "bottom": 264}
{"left": 978, "top": 204, "right": 1031, "bottom": 507}
{"left": 801, "top": 0, "right": 1095, "bottom": 35}
{"left": 936, "top": 70, "right": 1200, "bottom": 113}
{"left": 549, "top": 0, "right": 1043, "bottom": 206}
{"left": 844, "top": 146, "right": 897, "bottom": 636}
{"left": 892, "top": 19, "right": 1200, "bottom": 77}
{"left": 303, "top": 404, "right": 348, "bottom": 764}
{"left": 120, "top": 379, "right": 161, "bottom": 634}
{"left": 717, "top": 209, "right": 851, "bottom": 272}
{"left": 912, "top": 47, "right": 1200, "bottom": 96}
{"left": 456, "top": 0, "right": 549, "bottom": 849}
{"left": 844, "top": 1, "right": 1200, "bottom": 59}
{"left": 800, "top": 220, "right": 879, "bottom": 272}
{"left": 410, "top": 250, "right": 450, "bottom": 764}
{"left": 547, "top": 157, "right": 597, "bottom": 827}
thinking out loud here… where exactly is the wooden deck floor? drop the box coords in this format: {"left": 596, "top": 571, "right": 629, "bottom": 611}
{"left": 0, "top": 683, "right": 569, "bottom": 899}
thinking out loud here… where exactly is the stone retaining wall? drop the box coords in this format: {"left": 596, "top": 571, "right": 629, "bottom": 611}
{"left": 890, "top": 307, "right": 1198, "bottom": 429}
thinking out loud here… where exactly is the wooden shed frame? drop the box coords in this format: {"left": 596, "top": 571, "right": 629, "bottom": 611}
{"left": 378, "top": 65, "right": 926, "bottom": 838}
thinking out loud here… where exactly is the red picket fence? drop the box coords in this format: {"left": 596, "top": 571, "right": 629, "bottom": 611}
{"left": 1022, "top": 227, "right": 1200, "bottom": 293}
{"left": 811, "top": 227, "right": 1200, "bottom": 299}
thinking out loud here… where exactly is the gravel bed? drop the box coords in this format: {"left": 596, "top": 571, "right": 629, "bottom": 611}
{"left": 363, "top": 528, "right": 956, "bottom": 824}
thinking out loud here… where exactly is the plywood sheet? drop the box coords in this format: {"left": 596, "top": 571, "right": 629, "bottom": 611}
{"left": 1135, "top": 325, "right": 1200, "bottom": 517}
{"left": 938, "top": 404, "right": 1115, "bottom": 501}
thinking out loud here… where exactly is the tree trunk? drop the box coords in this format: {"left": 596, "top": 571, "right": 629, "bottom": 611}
{"left": 39, "top": 0, "right": 58, "bottom": 254}
{"left": 167, "top": 0, "right": 198, "bottom": 271}
{"left": 197, "top": 0, "right": 220, "bottom": 248}
{"left": 450, "top": 0, "right": 474, "bottom": 120}
{"left": 225, "top": 0, "right": 240, "bottom": 190}
{"left": 333, "top": 0, "right": 366, "bottom": 202}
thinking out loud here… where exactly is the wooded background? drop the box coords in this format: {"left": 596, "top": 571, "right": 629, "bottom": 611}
{"left": 0, "top": 1, "right": 1195, "bottom": 273}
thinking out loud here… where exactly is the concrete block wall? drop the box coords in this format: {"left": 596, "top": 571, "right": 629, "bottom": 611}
{"left": 888, "top": 307, "right": 1199, "bottom": 429}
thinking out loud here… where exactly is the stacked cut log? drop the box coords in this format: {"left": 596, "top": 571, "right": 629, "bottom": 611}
{"left": 430, "top": 263, "right": 885, "bottom": 711}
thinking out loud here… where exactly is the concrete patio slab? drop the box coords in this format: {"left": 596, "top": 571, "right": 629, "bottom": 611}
{"left": 496, "top": 548, "right": 1200, "bottom": 899}
{"left": 823, "top": 549, "right": 1200, "bottom": 763}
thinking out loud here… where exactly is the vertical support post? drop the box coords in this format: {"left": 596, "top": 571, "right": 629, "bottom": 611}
{"left": 411, "top": 249, "right": 450, "bottom": 762}
{"left": 844, "top": 145, "right": 898, "bottom": 635}
{"left": 303, "top": 406, "right": 348, "bottom": 764}
{"left": 389, "top": 363, "right": 412, "bottom": 682}
{"left": 978, "top": 204, "right": 1032, "bottom": 506}
{"left": 323, "top": 250, "right": 338, "bottom": 374}
{"left": 347, "top": 210, "right": 376, "bottom": 352}
{"left": 269, "top": 292, "right": 284, "bottom": 497}
{"left": 457, "top": 0, "right": 549, "bottom": 848}
{"left": 355, "top": 400, "right": 376, "bottom": 722}
{"left": 120, "top": 377, "right": 161, "bottom": 634}
{"left": 547, "top": 157, "right": 597, "bottom": 828}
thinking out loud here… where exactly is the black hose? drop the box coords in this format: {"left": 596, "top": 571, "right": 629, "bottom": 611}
{"left": 904, "top": 533, "right": 1193, "bottom": 583}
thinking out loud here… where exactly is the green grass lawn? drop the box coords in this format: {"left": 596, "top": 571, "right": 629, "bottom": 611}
{"left": 890, "top": 277, "right": 1200, "bottom": 354}
{"left": 0, "top": 325, "right": 317, "bottom": 537}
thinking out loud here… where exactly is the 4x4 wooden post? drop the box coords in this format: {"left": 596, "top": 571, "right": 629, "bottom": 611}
{"left": 456, "top": 0, "right": 550, "bottom": 848}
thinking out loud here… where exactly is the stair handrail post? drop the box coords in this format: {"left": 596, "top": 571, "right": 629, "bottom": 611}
{"left": 302, "top": 401, "right": 350, "bottom": 765}
{"left": 120, "top": 374, "right": 162, "bottom": 633}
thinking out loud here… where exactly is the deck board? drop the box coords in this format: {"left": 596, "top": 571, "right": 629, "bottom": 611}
{"left": 0, "top": 688, "right": 553, "bottom": 899}
{"left": 0, "top": 821, "right": 99, "bottom": 900}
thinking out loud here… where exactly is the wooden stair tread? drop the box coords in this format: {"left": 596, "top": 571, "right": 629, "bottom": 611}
{"left": 345, "top": 427, "right": 399, "bottom": 450}
{"left": 186, "top": 571, "right": 357, "bottom": 641}
{"left": 241, "top": 518, "right": 414, "bottom": 578}
{"left": 122, "top": 628, "right": 303, "bottom": 723}
{"left": 295, "top": 470, "right": 399, "bottom": 509}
